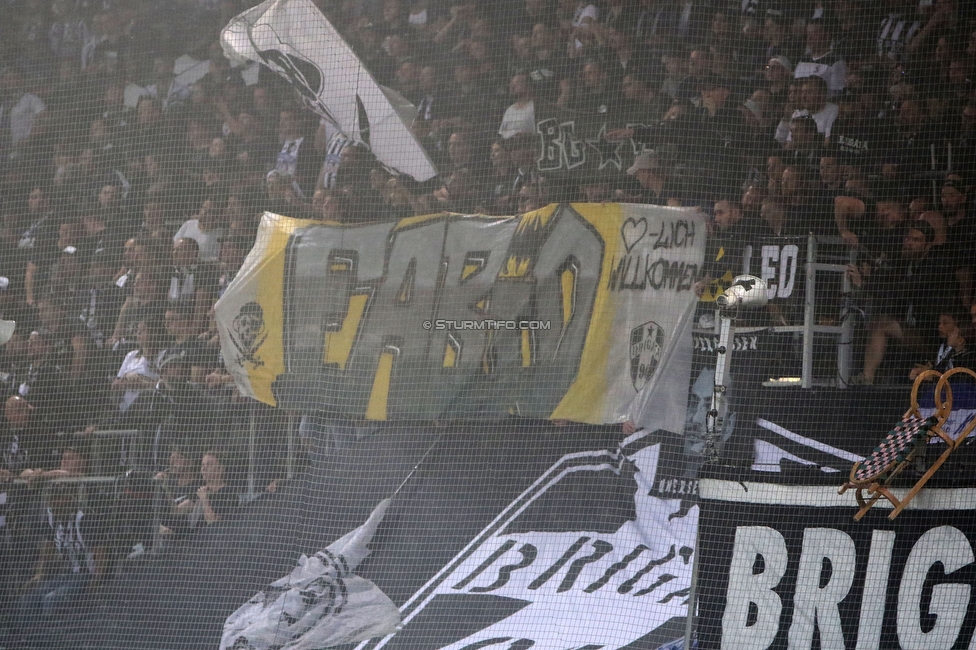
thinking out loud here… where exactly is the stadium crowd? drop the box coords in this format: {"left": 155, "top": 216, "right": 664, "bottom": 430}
{"left": 0, "top": 0, "right": 976, "bottom": 642}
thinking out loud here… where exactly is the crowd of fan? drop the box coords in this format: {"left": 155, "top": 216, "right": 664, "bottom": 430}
{"left": 0, "top": 0, "right": 973, "bottom": 639}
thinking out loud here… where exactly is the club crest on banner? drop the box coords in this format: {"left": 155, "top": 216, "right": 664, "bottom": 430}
{"left": 631, "top": 322, "right": 665, "bottom": 392}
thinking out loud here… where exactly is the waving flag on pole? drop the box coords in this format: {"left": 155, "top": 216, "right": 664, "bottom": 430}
{"left": 220, "top": 0, "right": 438, "bottom": 182}
{"left": 220, "top": 499, "right": 401, "bottom": 650}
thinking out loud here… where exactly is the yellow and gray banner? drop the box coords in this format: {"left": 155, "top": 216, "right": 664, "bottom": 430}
{"left": 215, "top": 204, "right": 705, "bottom": 427}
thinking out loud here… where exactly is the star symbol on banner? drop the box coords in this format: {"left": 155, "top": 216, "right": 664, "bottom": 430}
{"left": 585, "top": 124, "right": 624, "bottom": 171}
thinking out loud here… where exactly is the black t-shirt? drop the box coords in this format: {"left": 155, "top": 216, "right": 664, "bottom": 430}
{"left": 116, "top": 300, "right": 166, "bottom": 347}
{"left": 172, "top": 479, "right": 202, "bottom": 503}
{"left": 830, "top": 117, "right": 890, "bottom": 168}
{"left": 18, "top": 362, "right": 65, "bottom": 414}
{"left": 169, "top": 263, "right": 219, "bottom": 303}
{"left": 19, "top": 214, "right": 60, "bottom": 269}
{"left": 796, "top": 189, "right": 842, "bottom": 237}
{"left": 867, "top": 252, "right": 955, "bottom": 333}
{"left": 526, "top": 55, "right": 576, "bottom": 104}
{"left": 0, "top": 422, "right": 59, "bottom": 473}
{"left": 161, "top": 339, "right": 209, "bottom": 370}
{"left": 0, "top": 358, "right": 25, "bottom": 397}
{"left": 752, "top": 216, "right": 808, "bottom": 238}
{"left": 844, "top": 197, "right": 904, "bottom": 264}
{"left": 49, "top": 317, "right": 87, "bottom": 368}
{"left": 205, "top": 485, "right": 238, "bottom": 520}
{"left": 0, "top": 238, "right": 26, "bottom": 295}
{"left": 163, "top": 477, "right": 202, "bottom": 511}
{"left": 931, "top": 341, "right": 975, "bottom": 373}
{"left": 765, "top": 86, "right": 789, "bottom": 119}
{"left": 703, "top": 219, "right": 756, "bottom": 286}
{"left": 452, "top": 86, "right": 504, "bottom": 134}
{"left": 80, "top": 224, "right": 127, "bottom": 261}
{"left": 943, "top": 214, "right": 976, "bottom": 272}
{"left": 167, "top": 383, "right": 220, "bottom": 438}
{"left": 229, "top": 135, "right": 277, "bottom": 172}
{"left": 638, "top": 177, "right": 688, "bottom": 206}
{"left": 568, "top": 87, "right": 623, "bottom": 118}
{"left": 77, "top": 285, "right": 127, "bottom": 350}
{"left": 879, "top": 126, "right": 940, "bottom": 176}
{"left": 782, "top": 147, "right": 822, "bottom": 173}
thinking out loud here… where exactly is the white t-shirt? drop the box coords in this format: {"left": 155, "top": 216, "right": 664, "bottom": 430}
{"left": 117, "top": 349, "right": 160, "bottom": 412}
{"left": 10, "top": 93, "right": 45, "bottom": 144}
{"left": 498, "top": 101, "right": 536, "bottom": 139}
{"left": 123, "top": 83, "right": 153, "bottom": 109}
{"left": 174, "top": 219, "right": 225, "bottom": 262}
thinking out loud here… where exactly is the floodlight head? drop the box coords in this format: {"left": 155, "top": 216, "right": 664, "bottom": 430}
{"left": 716, "top": 275, "right": 768, "bottom": 310}
{"left": 0, "top": 320, "right": 14, "bottom": 346}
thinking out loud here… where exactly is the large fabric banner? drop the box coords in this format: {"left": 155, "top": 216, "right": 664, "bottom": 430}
{"left": 215, "top": 204, "right": 705, "bottom": 426}
{"left": 221, "top": 0, "right": 438, "bottom": 182}
{"left": 53, "top": 426, "right": 698, "bottom": 650}
{"left": 697, "top": 478, "right": 976, "bottom": 650}
{"left": 356, "top": 429, "right": 697, "bottom": 650}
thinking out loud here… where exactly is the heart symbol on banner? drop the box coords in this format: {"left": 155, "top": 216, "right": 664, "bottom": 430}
{"left": 621, "top": 217, "right": 648, "bottom": 253}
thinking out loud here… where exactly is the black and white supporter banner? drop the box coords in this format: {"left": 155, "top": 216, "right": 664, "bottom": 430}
{"left": 357, "top": 430, "right": 698, "bottom": 650}
{"left": 697, "top": 478, "right": 976, "bottom": 650}
{"left": 47, "top": 425, "right": 699, "bottom": 649}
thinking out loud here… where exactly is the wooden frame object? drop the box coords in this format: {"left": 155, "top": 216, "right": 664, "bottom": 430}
{"left": 839, "top": 367, "right": 976, "bottom": 520}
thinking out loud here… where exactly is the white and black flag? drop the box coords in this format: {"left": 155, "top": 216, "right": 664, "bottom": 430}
{"left": 220, "top": 0, "right": 438, "bottom": 182}
{"left": 220, "top": 499, "right": 401, "bottom": 650}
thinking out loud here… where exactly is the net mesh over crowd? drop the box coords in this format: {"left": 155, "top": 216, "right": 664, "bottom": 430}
{"left": 2, "top": 0, "right": 976, "bottom": 648}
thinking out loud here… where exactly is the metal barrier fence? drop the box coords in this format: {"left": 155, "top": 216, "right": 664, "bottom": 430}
{"left": 67, "top": 412, "right": 300, "bottom": 495}
{"left": 702, "top": 233, "right": 857, "bottom": 389}
{"left": 2, "top": 472, "right": 238, "bottom": 563}
{"left": 773, "top": 234, "right": 856, "bottom": 389}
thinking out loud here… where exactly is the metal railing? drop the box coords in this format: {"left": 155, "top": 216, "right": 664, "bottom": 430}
{"left": 770, "top": 234, "right": 855, "bottom": 389}
{"left": 705, "top": 233, "right": 856, "bottom": 389}
{"left": 59, "top": 429, "right": 148, "bottom": 475}
{"left": 2, "top": 475, "right": 161, "bottom": 561}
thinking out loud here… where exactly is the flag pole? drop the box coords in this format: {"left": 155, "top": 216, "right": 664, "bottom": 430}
{"left": 392, "top": 433, "right": 444, "bottom": 498}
